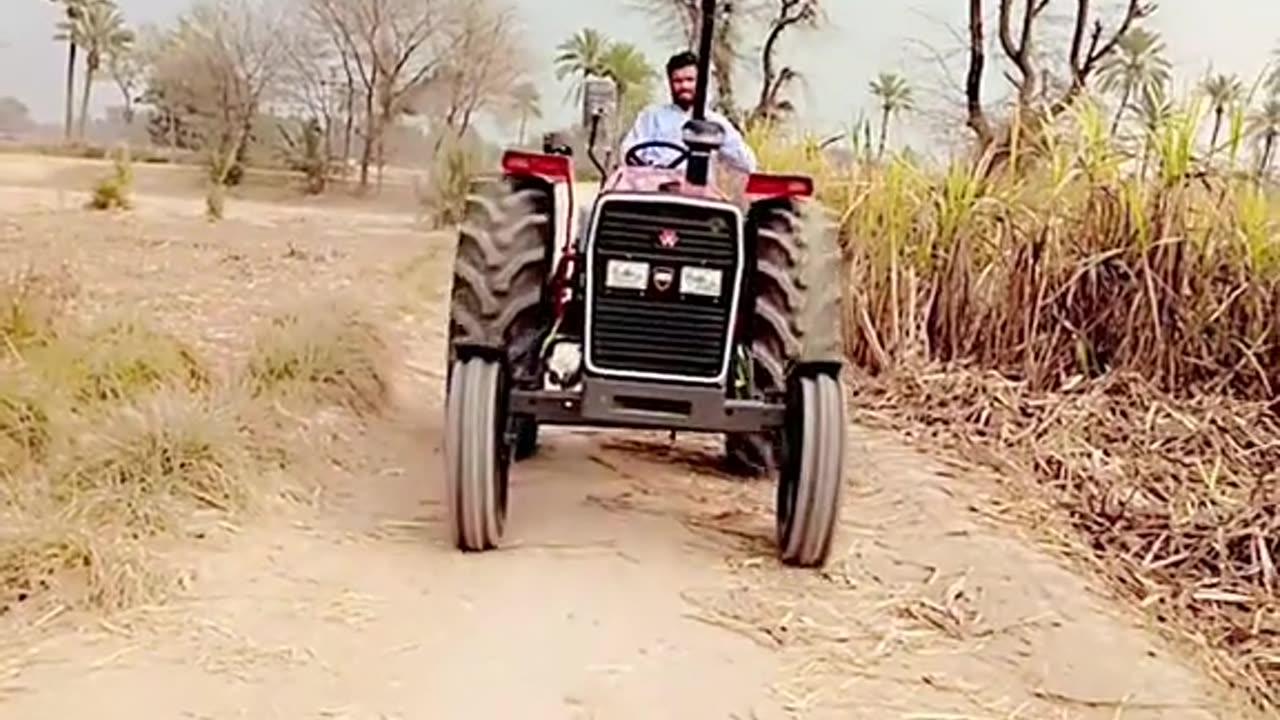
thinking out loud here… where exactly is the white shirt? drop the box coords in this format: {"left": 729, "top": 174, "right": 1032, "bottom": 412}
{"left": 620, "top": 103, "right": 758, "bottom": 173}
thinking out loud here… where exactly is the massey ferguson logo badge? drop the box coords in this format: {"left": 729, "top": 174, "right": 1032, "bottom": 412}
{"left": 657, "top": 228, "right": 678, "bottom": 248}
{"left": 653, "top": 267, "right": 674, "bottom": 291}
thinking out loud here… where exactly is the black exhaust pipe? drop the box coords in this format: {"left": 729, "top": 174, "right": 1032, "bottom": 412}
{"left": 684, "top": 0, "right": 723, "bottom": 187}
{"left": 691, "top": 0, "right": 716, "bottom": 122}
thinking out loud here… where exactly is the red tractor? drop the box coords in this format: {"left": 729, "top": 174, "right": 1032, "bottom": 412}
{"left": 442, "top": 0, "right": 846, "bottom": 567}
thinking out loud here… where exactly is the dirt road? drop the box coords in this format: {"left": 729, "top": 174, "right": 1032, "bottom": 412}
{"left": 0, "top": 156, "right": 1242, "bottom": 718}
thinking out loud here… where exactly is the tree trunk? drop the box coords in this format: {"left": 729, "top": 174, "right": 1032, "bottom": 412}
{"left": 711, "top": 21, "right": 737, "bottom": 121}
{"left": 359, "top": 73, "right": 376, "bottom": 189}
{"left": 965, "top": 0, "right": 993, "bottom": 147}
{"left": 752, "top": 21, "right": 788, "bottom": 125}
{"left": 342, "top": 67, "right": 355, "bottom": 166}
{"left": 1110, "top": 84, "right": 1132, "bottom": 135}
{"left": 877, "top": 106, "right": 890, "bottom": 159}
{"left": 1208, "top": 109, "right": 1223, "bottom": 158}
{"left": 64, "top": 42, "right": 77, "bottom": 140}
{"left": 78, "top": 64, "right": 95, "bottom": 140}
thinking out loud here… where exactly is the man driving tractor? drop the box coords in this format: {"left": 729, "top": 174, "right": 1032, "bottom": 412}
{"left": 620, "top": 50, "right": 758, "bottom": 173}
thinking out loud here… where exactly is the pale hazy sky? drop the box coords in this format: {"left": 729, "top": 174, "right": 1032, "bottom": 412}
{"left": 3, "top": 0, "right": 1278, "bottom": 139}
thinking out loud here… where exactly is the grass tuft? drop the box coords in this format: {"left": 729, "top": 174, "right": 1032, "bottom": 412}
{"left": 241, "top": 297, "right": 393, "bottom": 416}
{"left": 0, "top": 369, "right": 56, "bottom": 475}
{"left": 49, "top": 389, "right": 254, "bottom": 537}
{"left": 0, "top": 523, "right": 174, "bottom": 616}
{"left": 0, "top": 273, "right": 391, "bottom": 618}
{"left": 87, "top": 146, "right": 134, "bottom": 211}
{"left": 0, "top": 265, "right": 77, "bottom": 353}
{"left": 31, "top": 316, "right": 210, "bottom": 405}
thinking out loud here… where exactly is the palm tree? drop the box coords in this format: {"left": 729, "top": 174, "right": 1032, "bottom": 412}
{"left": 869, "top": 72, "right": 913, "bottom": 159}
{"left": 62, "top": 0, "right": 133, "bottom": 139}
{"left": 50, "top": 0, "right": 88, "bottom": 140}
{"left": 1200, "top": 72, "right": 1243, "bottom": 156}
{"left": 600, "top": 42, "right": 656, "bottom": 107}
{"left": 507, "top": 81, "right": 541, "bottom": 146}
{"left": 1098, "top": 26, "right": 1172, "bottom": 134}
{"left": 598, "top": 42, "right": 656, "bottom": 137}
{"left": 1134, "top": 83, "right": 1174, "bottom": 132}
{"left": 554, "top": 28, "right": 611, "bottom": 103}
{"left": 1247, "top": 98, "right": 1280, "bottom": 177}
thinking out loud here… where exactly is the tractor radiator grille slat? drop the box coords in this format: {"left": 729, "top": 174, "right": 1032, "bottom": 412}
{"left": 588, "top": 199, "right": 740, "bottom": 382}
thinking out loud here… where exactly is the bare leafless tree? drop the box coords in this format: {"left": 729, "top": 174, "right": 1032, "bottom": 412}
{"left": 307, "top": 0, "right": 465, "bottom": 189}
{"left": 964, "top": 0, "right": 1156, "bottom": 149}
{"left": 147, "top": 0, "right": 289, "bottom": 186}
{"left": 748, "top": 0, "right": 822, "bottom": 127}
{"left": 406, "top": 0, "right": 531, "bottom": 148}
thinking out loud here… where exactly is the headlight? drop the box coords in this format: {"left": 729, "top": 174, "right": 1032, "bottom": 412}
{"left": 605, "top": 259, "right": 649, "bottom": 290}
{"left": 680, "top": 267, "right": 722, "bottom": 297}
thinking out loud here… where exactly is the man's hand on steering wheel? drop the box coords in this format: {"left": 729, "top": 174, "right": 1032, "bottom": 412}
{"left": 624, "top": 140, "right": 690, "bottom": 168}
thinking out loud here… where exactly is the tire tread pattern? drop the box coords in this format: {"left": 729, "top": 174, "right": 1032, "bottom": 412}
{"left": 448, "top": 181, "right": 550, "bottom": 359}
{"left": 725, "top": 200, "right": 844, "bottom": 476}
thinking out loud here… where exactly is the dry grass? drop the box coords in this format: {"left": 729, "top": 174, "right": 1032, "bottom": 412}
{"left": 0, "top": 266, "right": 396, "bottom": 621}
{"left": 240, "top": 295, "right": 394, "bottom": 417}
{"left": 751, "top": 94, "right": 1280, "bottom": 711}
{"left": 0, "top": 265, "right": 78, "bottom": 352}
{"left": 30, "top": 316, "right": 211, "bottom": 405}
{"left": 850, "top": 368, "right": 1280, "bottom": 711}
{"left": 88, "top": 148, "right": 135, "bottom": 212}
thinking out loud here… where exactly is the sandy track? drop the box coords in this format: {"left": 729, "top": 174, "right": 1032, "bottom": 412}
{"left": 0, "top": 155, "right": 1243, "bottom": 719}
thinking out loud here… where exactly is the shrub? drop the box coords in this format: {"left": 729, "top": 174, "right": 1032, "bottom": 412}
{"left": 0, "top": 265, "right": 77, "bottom": 351}
{"left": 240, "top": 297, "right": 392, "bottom": 416}
{"left": 30, "top": 316, "right": 210, "bottom": 405}
{"left": 418, "top": 139, "right": 477, "bottom": 228}
{"left": 0, "top": 369, "right": 54, "bottom": 475}
{"left": 87, "top": 146, "right": 134, "bottom": 211}
{"left": 49, "top": 389, "right": 253, "bottom": 536}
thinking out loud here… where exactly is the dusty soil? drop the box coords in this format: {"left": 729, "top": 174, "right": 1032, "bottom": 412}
{"left": 0, "top": 154, "right": 1247, "bottom": 719}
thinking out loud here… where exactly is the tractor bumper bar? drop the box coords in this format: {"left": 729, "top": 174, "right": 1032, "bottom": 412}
{"left": 510, "top": 378, "right": 784, "bottom": 433}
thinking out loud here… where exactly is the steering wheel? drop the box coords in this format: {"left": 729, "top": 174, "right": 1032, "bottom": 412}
{"left": 624, "top": 140, "right": 690, "bottom": 168}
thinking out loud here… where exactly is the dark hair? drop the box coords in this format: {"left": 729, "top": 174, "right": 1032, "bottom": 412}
{"left": 666, "top": 51, "right": 698, "bottom": 77}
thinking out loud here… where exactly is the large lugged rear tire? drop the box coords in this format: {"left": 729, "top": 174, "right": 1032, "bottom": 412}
{"left": 448, "top": 178, "right": 552, "bottom": 461}
{"left": 444, "top": 356, "right": 510, "bottom": 551}
{"left": 725, "top": 200, "right": 844, "bottom": 477}
{"left": 776, "top": 371, "right": 846, "bottom": 567}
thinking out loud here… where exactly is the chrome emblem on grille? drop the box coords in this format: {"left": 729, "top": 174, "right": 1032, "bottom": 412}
{"left": 657, "top": 228, "right": 678, "bottom": 248}
{"left": 652, "top": 266, "right": 674, "bottom": 291}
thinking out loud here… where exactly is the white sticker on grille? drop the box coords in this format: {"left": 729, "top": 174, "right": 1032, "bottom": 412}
{"left": 604, "top": 259, "right": 650, "bottom": 290}
{"left": 679, "top": 266, "right": 723, "bottom": 297}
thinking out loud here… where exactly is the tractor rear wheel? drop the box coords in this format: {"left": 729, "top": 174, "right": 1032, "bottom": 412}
{"left": 447, "top": 178, "right": 552, "bottom": 462}
{"left": 777, "top": 371, "right": 846, "bottom": 566}
{"left": 445, "top": 356, "right": 510, "bottom": 551}
{"left": 724, "top": 200, "right": 844, "bottom": 477}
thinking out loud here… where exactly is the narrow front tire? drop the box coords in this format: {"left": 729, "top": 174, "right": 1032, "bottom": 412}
{"left": 776, "top": 371, "right": 846, "bottom": 567}
{"left": 444, "top": 356, "right": 510, "bottom": 551}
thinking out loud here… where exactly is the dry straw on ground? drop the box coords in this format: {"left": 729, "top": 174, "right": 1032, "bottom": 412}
{"left": 240, "top": 296, "right": 394, "bottom": 417}
{"left": 850, "top": 367, "right": 1280, "bottom": 712}
{"left": 1, "top": 267, "right": 397, "bottom": 620}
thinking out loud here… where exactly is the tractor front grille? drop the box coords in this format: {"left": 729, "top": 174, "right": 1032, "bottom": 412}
{"left": 587, "top": 197, "right": 741, "bottom": 382}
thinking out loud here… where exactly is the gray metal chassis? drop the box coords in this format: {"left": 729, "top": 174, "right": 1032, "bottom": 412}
{"left": 510, "top": 376, "right": 783, "bottom": 433}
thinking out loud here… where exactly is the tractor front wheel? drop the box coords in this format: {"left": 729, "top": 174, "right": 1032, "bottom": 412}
{"left": 444, "top": 356, "right": 511, "bottom": 551}
{"left": 776, "top": 370, "right": 846, "bottom": 567}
